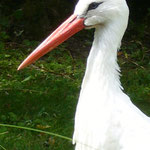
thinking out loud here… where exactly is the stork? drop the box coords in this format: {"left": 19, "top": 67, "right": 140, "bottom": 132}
{"left": 18, "top": 0, "right": 150, "bottom": 149}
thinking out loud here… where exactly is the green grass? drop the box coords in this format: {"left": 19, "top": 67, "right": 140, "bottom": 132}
{"left": 0, "top": 43, "right": 84, "bottom": 150}
{"left": 120, "top": 40, "right": 150, "bottom": 115}
{"left": 0, "top": 35, "right": 150, "bottom": 149}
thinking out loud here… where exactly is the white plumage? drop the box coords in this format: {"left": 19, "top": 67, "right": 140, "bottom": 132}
{"left": 72, "top": 0, "right": 150, "bottom": 150}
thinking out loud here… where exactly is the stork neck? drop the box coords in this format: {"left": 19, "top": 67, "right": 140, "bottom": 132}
{"left": 81, "top": 24, "right": 125, "bottom": 94}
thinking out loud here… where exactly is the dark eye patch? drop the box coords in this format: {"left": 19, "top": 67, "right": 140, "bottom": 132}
{"left": 88, "top": 2, "right": 103, "bottom": 11}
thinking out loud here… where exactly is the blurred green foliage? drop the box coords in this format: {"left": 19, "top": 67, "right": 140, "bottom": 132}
{"left": 0, "top": 41, "right": 85, "bottom": 149}
{"left": 0, "top": 0, "right": 75, "bottom": 40}
{"left": 0, "top": 0, "right": 150, "bottom": 41}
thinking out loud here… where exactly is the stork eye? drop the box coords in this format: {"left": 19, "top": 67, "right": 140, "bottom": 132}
{"left": 88, "top": 2, "right": 103, "bottom": 11}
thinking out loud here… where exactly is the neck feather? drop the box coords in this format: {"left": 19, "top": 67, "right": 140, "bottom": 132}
{"left": 81, "top": 22, "right": 127, "bottom": 96}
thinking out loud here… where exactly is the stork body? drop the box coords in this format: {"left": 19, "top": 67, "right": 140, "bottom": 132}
{"left": 73, "top": 11, "right": 150, "bottom": 150}
{"left": 18, "top": 0, "right": 150, "bottom": 149}
{"left": 72, "top": 0, "right": 150, "bottom": 149}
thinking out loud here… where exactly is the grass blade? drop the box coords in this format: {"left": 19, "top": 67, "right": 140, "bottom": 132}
{"left": 0, "top": 145, "right": 6, "bottom": 150}
{"left": 0, "top": 123, "right": 72, "bottom": 141}
{"left": 0, "top": 132, "right": 8, "bottom": 135}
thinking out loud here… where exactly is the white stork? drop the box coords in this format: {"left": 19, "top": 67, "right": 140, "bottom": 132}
{"left": 18, "top": 0, "right": 150, "bottom": 149}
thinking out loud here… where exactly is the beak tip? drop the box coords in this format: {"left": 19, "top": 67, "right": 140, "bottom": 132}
{"left": 17, "top": 66, "right": 21, "bottom": 71}
{"left": 17, "top": 64, "right": 24, "bottom": 71}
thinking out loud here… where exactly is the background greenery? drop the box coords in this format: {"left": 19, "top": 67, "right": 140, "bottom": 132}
{"left": 0, "top": 0, "right": 150, "bottom": 150}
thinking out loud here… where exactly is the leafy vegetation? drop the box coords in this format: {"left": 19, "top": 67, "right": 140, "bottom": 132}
{"left": 0, "top": 40, "right": 84, "bottom": 149}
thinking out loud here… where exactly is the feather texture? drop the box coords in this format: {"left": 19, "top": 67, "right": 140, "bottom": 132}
{"left": 72, "top": 0, "right": 150, "bottom": 149}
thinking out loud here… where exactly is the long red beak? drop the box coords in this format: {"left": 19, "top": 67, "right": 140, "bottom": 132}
{"left": 18, "top": 14, "right": 85, "bottom": 70}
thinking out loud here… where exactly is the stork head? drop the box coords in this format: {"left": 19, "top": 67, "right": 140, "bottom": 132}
{"left": 75, "top": 0, "right": 129, "bottom": 28}
{"left": 18, "top": 0, "right": 129, "bottom": 70}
